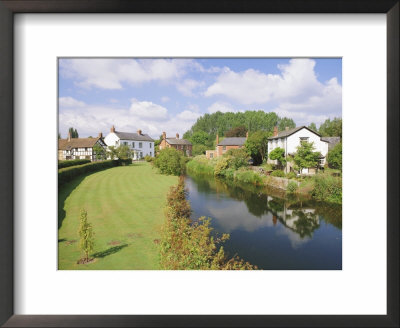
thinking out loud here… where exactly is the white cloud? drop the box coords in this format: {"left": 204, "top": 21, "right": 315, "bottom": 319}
{"left": 207, "top": 101, "right": 236, "bottom": 113}
{"left": 129, "top": 99, "right": 168, "bottom": 120}
{"left": 176, "top": 110, "right": 201, "bottom": 121}
{"left": 176, "top": 79, "right": 204, "bottom": 97}
{"left": 161, "top": 96, "right": 170, "bottom": 103}
{"left": 59, "top": 96, "right": 85, "bottom": 108}
{"left": 59, "top": 58, "right": 196, "bottom": 90}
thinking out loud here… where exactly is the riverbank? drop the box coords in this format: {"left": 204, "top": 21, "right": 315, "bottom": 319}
{"left": 186, "top": 155, "right": 342, "bottom": 204}
{"left": 58, "top": 163, "right": 178, "bottom": 269}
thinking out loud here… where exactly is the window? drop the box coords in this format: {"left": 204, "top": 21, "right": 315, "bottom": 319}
{"left": 132, "top": 142, "right": 135, "bottom": 148}
{"left": 123, "top": 141, "right": 128, "bottom": 146}
{"left": 85, "top": 147, "right": 88, "bottom": 151}
{"left": 150, "top": 152, "right": 152, "bottom": 157}
{"left": 223, "top": 146, "right": 226, "bottom": 150}
{"left": 300, "top": 137, "right": 309, "bottom": 143}
{"left": 210, "top": 153, "right": 213, "bottom": 158}
{"left": 139, "top": 142, "right": 142, "bottom": 148}
{"left": 150, "top": 143, "right": 152, "bottom": 148}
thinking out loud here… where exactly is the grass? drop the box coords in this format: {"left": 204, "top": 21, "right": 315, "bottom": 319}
{"left": 58, "top": 162, "right": 178, "bottom": 270}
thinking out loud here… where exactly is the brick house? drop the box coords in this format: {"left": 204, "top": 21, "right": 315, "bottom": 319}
{"left": 206, "top": 133, "right": 248, "bottom": 159}
{"left": 58, "top": 132, "right": 107, "bottom": 161}
{"left": 159, "top": 132, "right": 192, "bottom": 156}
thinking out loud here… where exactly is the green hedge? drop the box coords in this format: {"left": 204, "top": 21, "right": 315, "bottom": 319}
{"left": 58, "top": 160, "right": 120, "bottom": 186}
{"left": 58, "top": 159, "right": 91, "bottom": 169}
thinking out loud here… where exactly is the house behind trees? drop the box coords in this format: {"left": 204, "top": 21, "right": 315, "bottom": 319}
{"left": 159, "top": 132, "right": 192, "bottom": 156}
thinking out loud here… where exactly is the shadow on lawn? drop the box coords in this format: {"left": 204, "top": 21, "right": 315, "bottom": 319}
{"left": 92, "top": 244, "right": 128, "bottom": 258}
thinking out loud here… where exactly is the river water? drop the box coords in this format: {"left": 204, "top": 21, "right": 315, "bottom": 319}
{"left": 185, "top": 174, "right": 342, "bottom": 270}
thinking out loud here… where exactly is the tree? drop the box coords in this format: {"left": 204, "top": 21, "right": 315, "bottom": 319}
{"left": 245, "top": 131, "right": 270, "bottom": 165}
{"left": 68, "top": 127, "right": 79, "bottom": 138}
{"left": 153, "top": 148, "right": 185, "bottom": 176}
{"left": 224, "top": 126, "right": 247, "bottom": 137}
{"left": 327, "top": 142, "right": 342, "bottom": 170}
{"left": 277, "top": 117, "right": 296, "bottom": 131}
{"left": 117, "top": 145, "right": 132, "bottom": 160}
{"left": 293, "top": 142, "right": 321, "bottom": 174}
{"left": 58, "top": 133, "right": 61, "bottom": 139}
{"left": 190, "top": 131, "right": 210, "bottom": 146}
{"left": 78, "top": 209, "right": 94, "bottom": 262}
{"left": 192, "top": 144, "right": 208, "bottom": 156}
{"left": 308, "top": 122, "right": 317, "bottom": 133}
{"left": 107, "top": 146, "right": 119, "bottom": 160}
{"left": 268, "top": 147, "right": 287, "bottom": 169}
{"left": 319, "top": 117, "right": 342, "bottom": 138}
{"left": 93, "top": 144, "right": 107, "bottom": 161}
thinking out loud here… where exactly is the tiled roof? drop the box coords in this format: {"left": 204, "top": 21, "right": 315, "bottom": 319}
{"left": 166, "top": 138, "right": 192, "bottom": 145}
{"left": 268, "top": 126, "right": 321, "bottom": 140}
{"left": 218, "top": 137, "right": 247, "bottom": 146}
{"left": 58, "top": 137, "right": 101, "bottom": 150}
{"left": 114, "top": 131, "right": 154, "bottom": 142}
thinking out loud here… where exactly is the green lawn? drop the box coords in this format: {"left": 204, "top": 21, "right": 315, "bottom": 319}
{"left": 58, "top": 162, "right": 178, "bottom": 270}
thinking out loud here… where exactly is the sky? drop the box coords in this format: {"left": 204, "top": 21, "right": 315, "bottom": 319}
{"left": 58, "top": 58, "right": 342, "bottom": 139}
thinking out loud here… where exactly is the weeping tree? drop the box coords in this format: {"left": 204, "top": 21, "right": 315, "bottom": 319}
{"left": 78, "top": 209, "right": 94, "bottom": 263}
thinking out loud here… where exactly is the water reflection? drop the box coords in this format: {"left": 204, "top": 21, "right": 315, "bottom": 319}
{"left": 186, "top": 173, "right": 342, "bottom": 270}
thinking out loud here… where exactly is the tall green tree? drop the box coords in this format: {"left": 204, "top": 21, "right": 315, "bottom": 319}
{"left": 68, "top": 127, "right": 79, "bottom": 138}
{"left": 117, "top": 145, "right": 132, "bottom": 160}
{"left": 327, "top": 142, "right": 342, "bottom": 170}
{"left": 319, "top": 117, "right": 342, "bottom": 138}
{"left": 190, "top": 131, "right": 210, "bottom": 146}
{"left": 293, "top": 142, "right": 321, "bottom": 173}
{"left": 78, "top": 209, "right": 94, "bottom": 262}
{"left": 245, "top": 131, "right": 270, "bottom": 165}
{"left": 224, "top": 126, "right": 247, "bottom": 137}
{"left": 277, "top": 117, "right": 296, "bottom": 131}
{"left": 308, "top": 122, "right": 317, "bottom": 132}
{"left": 93, "top": 144, "right": 107, "bottom": 161}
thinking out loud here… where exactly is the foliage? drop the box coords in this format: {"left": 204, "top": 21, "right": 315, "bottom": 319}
{"left": 286, "top": 171, "right": 297, "bottom": 179}
{"left": 107, "top": 146, "right": 119, "bottom": 160}
{"left": 271, "top": 170, "right": 285, "bottom": 177}
{"left": 68, "top": 127, "right": 79, "bottom": 138}
{"left": 78, "top": 209, "right": 94, "bottom": 262}
{"left": 58, "top": 133, "right": 61, "bottom": 139}
{"left": 58, "top": 159, "right": 91, "bottom": 169}
{"left": 117, "top": 144, "right": 133, "bottom": 160}
{"left": 93, "top": 144, "right": 107, "bottom": 161}
{"left": 293, "top": 142, "right": 321, "bottom": 173}
{"left": 214, "top": 156, "right": 231, "bottom": 176}
{"left": 308, "top": 122, "right": 318, "bottom": 133}
{"left": 160, "top": 177, "right": 256, "bottom": 270}
{"left": 234, "top": 169, "right": 263, "bottom": 185}
{"left": 286, "top": 181, "right": 298, "bottom": 194}
{"left": 319, "top": 117, "right": 342, "bottom": 138}
{"left": 268, "top": 147, "right": 287, "bottom": 168}
{"left": 245, "top": 131, "right": 270, "bottom": 165}
{"left": 225, "top": 148, "right": 250, "bottom": 170}
{"left": 327, "top": 142, "right": 342, "bottom": 170}
{"left": 311, "top": 174, "right": 342, "bottom": 204}
{"left": 144, "top": 155, "right": 153, "bottom": 162}
{"left": 224, "top": 126, "right": 247, "bottom": 137}
{"left": 58, "top": 160, "right": 119, "bottom": 186}
{"left": 192, "top": 144, "right": 208, "bottom": 156}
{"left": 186, "top": 156, "right": 215, "bottom": 176}
{"left": 277, "top": 117, "right": 296, "bottom": 131}
{"left": 190, "top": 131, "right": 211, "bottom": 146}
{"left": 153, "top": 148, "right": 186, "bottom": 176}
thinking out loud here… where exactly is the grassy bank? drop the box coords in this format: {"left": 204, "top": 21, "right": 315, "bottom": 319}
{"left": 58, "top": 162, "right": 178, "bottom": 269}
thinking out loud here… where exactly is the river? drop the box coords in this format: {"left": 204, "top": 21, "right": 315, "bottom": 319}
{"left": 185, "top": 173, "right": 342, "bottom": 270}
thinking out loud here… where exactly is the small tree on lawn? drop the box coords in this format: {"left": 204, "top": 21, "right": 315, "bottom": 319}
{"left": 293, "top": 141, "right": 321, "bottom": 174}
{"left": 93, "top": 144, "right": 107, "bottom": 161}
{"left": 268, "top": 147, "right": 287, "bottom": 170}
{"left": 117, "top": 144, "right": 132, "bottom": 160}
{"left": 78, "top": 209, "right": 94, "bottom": 263}
{"left": 107, "top": 146, "right": 119, "bottom": 160}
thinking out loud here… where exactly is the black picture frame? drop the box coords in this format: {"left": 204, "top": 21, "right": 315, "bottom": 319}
{"left": 0, "top": 1, "right": 398, "bottom": 327}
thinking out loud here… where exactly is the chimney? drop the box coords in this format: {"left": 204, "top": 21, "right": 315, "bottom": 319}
{"left": 98, "top": 132, "right": 103, "bottom": 138}
{"left": 216, "top": 133, "right": 219, "bottom": 145}
{"left": 246, "top": 131, "right": 249, "bottom": 139}
{"left": 137, "top": 129, "right": 142, "bottom": 135}
{"left": 111, "top": 125, "right": 115, "bottom": 133}
{"left": 67, "top": 131, "right": 71, "bottom": 142}
{"left": 285, "top": 126, "right": 289, "bottom": 131}
{"left": 162, "top": 131, "right": 166, "bottom": 140}
{"left": 176, "top": 133, "right": 179, "bottom": 139}
{"left": 273, "top": 126, "right": 278, "bottom": 137}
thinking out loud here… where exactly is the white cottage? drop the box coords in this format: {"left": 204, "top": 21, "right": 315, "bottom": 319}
{"left": 267, "top": 126, "right": 330, "bottom": 174}
{"left": 104, "top": 126, "right": 154, "bottom": 160}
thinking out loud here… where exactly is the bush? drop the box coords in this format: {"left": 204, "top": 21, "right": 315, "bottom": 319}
{"left": 271, "top": 170, "right": 285, "bottom": 177}
{"left": 58, "top": 160, "right": 118, "bottom": 186}
{"left": 186, "top": 156, "right": 215, "bottom": 176}
{"left": 58, "top": 159, "right": 91, "bottom": 169}
{"left": 214, "top": 156, "right": 230, "bottom": 176}
{"left": 192, "top": 144, "right": 208, "bottom": 156}
{"left": 225, "top": 148, "right": 249, "bottom": 170}
{"left": 153, "top": 148, "right": 186, "bottom": 176}
{"left": 235, "top": 169, "right": 263, "bottom": 185}
{"left": 144, "top": 155, "right": 153, "bottom": 162}
{"left": 160, "top": 177, "right": 256, "bottom": 270}
{"left": 286, "top": 171, "right": 297, "bottom": 179}
{"left": 327, "top": 142, "right": 342, "bottom": 170}
{"left": 311, "top": 174, "right": 342, "bottom": 204}
{"left": 286, "top": 181, "right": 298, "bottom": 194}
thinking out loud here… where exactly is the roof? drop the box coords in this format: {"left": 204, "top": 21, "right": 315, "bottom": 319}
{"left": 321, "top": 137, "right": 341, "bottom": 150}
{"left": 58, "top": 137, "right": 101, "bottom": 150}
{"left": 166, "top": 138, "right": 192, "bottom": 145}
{"left": 268, "top": 126, "right": 321, "bottom": 140}
{"left": 218, "top": 137, "right": 247, "bottom": 146}
{"left": 114, "top": 131, "right": 154, "bottom": 142}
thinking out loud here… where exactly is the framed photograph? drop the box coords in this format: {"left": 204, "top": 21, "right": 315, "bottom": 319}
{"left": 1, "top": 0, "right": 398, "bottom": 327}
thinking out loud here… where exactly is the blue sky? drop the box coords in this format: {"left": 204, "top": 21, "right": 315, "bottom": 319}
{"left": 58, "top": 58, "right": 342, "bottom": 139}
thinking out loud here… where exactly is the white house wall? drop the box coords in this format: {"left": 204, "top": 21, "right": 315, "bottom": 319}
{"left": 104, "top": 132, "right": 155, "bottom": 159}
{"left": 286, "top": 129, "right": 328, "bottom": 157}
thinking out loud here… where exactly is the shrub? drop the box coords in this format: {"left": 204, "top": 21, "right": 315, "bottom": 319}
{"left": 286, "top": 171, "right": 297, "bottom": 179}
{"left": 186, "top": 156, "right": 215, "bottom": 176}
{"left": 160, "top": 177, "right": 256, "bottom": 270}
{"left": 286, "top": 181, "right": 298, "bottom": 194}
{"left": 223, "top": 168, "right": 235, "bottom": 180}
{"left": 271, "top": 170, "right": 285, "bottom": 177}
{"left": 192, "top": 144, "right": 208, "bottom": 156}
{"left": 327, "top": 142, "right": 342, "bottom": 170}
{"left": 153, "top": 148, "right": 186, "bottom": 176}
{"left": 225, "top": 148, "right": 249, "bottom": 170}
{"left": 214, "top": 156, "right": 230, "bottom": 176}
{"left": 235, "top": 169, "right": 263, "bottom": 185}
{"left": 311, "top": 174, "right": 342, "bottom": 204}
{"left": 144, "top": 155, "right": 153, "bottom": 162}
{"left": 58, "top": 159, "right": 91, "bottom": 169}
{"left": 78, "top": 209, "right": 94, "bottom": 263}
{"left": 58, "top": 160, "right": 118, "bottom": 186}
